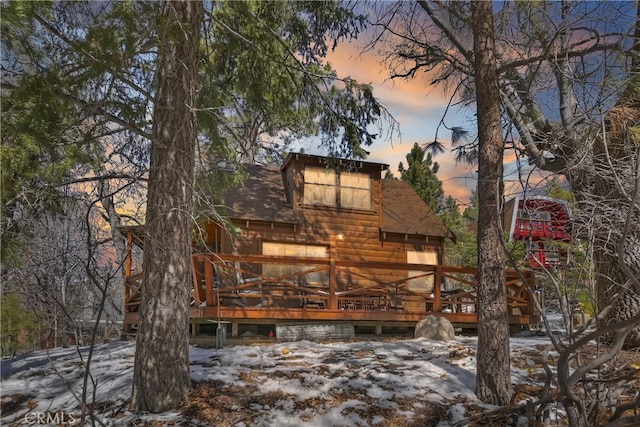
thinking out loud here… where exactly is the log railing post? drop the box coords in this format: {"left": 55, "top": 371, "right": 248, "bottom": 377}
{"left": 434, "top": 265, "right": 442, "bottom": 312}
{"left": 527, "top": 271, "right": 536, "bottom": 316}
{"left": 329, "top": 244, "right": 338, "bottom": 310}
{"left": 205, "top": 259, "right": 214, "bottom": 306}
{"left": 329, "top": 259, "right": 337, "bottom": 310}
{"left": 192, "top": 255, "right": 204, "bottom": 304}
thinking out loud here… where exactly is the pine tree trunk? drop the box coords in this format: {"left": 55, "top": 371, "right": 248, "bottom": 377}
{"left": 591, "top": 97, "right": 640, "bottom": 348}
{"left": 132, "top": 0, "right": 203, "bottom": 413}
{"left": 593, "top": 9, "right": 640, "bottom": 344}
{"left": 472, "top": 0, "right": 514, "bottom": 405}
{"left": 556, "top": 2, "right": 640, "bottom": 350}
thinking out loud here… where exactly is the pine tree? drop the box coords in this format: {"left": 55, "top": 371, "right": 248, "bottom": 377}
{"left": 129, "top": 1, "right": 202, "bottom": 412}
{"left": 398, "top": 142, "right": 444, "bottom": 212}
{"left": 440, "top": 196, "right": 477, "bottom": 267}
{"left": 472, "top": 0, "right": 513, "bottom": 405}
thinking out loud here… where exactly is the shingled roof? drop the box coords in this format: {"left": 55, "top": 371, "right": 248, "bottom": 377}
{"left": 222, "top": 165, "right": 298, "bottom": 224}
{"left": 381, "top": 180, "right": 455, "bottom": 241}
{"left": 222, "top": 164, "right": 454, "bottom": 241}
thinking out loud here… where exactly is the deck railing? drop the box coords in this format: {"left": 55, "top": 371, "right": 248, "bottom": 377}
{"left": 515, "top": 219, "right": 570, "bottom": 241}
{"left": 123, "top": 252, "right": 538, "bottom": 332}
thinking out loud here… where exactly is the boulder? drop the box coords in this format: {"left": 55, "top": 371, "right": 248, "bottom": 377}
{"left": 415, "top": 315, "right": 456, "bottom": 341}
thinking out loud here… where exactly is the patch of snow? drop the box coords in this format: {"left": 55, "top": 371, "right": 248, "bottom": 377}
{"left": 0, "top": 334, "right": 567, "bottom": 426}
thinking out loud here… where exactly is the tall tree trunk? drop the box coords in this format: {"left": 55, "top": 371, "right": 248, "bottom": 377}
{"left": 568, "top": 3, "right": 640, "bottom": 349}
{"left": 591, "top": 90, "right": 640, "bottom": 348}
{"left": 132, "top": 0, "right": 203, "bottom": 413}
{"left": 472, "top": 0, "right": 513, "bottom": 405}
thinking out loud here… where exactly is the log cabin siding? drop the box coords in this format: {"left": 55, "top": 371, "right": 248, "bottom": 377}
{"left": 212, "top": 153, "right": 452, "bottom": 289}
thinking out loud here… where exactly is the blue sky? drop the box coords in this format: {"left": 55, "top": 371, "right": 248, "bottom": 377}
{"left": 312, "top": 40, "right": 479, "bottom": 207}
{"left": 309, "top": 36, "right": 555, "bottom": 208}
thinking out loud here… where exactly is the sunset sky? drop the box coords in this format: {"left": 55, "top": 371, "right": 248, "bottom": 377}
{"left": 292, "top": 38, "right": 481, "bottom": 207}
{"left": 301, "top": 36, "right": 553, "bottom": 209}
{"left": 327, "top": 41, "right": 479, "bottom": 205}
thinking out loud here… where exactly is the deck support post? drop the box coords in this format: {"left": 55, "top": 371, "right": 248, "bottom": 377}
{"left": 231, "top": 322, "right": 238, "bottom": 337}
{"left": 191, "top": 320, "right": 199, "bottom": 336}
{"left": 375, "top": 325, "right": 383, "bottom": 335}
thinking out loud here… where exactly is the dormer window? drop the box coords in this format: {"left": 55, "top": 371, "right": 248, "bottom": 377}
{"left": 340, "top": 171, "right": 371, "bottom": 209}
{"left": 303, "top": 166, "right": 371, "bottom": 210}
{"left": 304, "top": 167, "right": 337, "bottom": 206}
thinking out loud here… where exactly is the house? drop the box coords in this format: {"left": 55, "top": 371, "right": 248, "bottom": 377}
{"left": 122, "top": 153, "right": 538, "bottom": 337}
{"left": 504, "top": 196, "right": 572, "bottom": 269}
{"left": 200, "top": 153, "right": 455, "bottom": 281}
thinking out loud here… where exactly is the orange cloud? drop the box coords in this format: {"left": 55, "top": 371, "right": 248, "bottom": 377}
{"left": 329, "top": 41, "right": 554, "bottom": 208}
{"left": 328, "top": 41, "right": 477, "bottom": 206}
{"left": 329, "top": 42, "right": 452, "bottom": 113}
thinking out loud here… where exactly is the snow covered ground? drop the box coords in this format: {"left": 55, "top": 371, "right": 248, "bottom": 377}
{"left": 1, "top": 331, "right": 564, "bottom": 426}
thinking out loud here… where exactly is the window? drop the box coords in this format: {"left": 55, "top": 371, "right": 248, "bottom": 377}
{"left": 262, "top": 242, "right": 329, "bottom": 284}
{"left": 303, "top": 167, "right": 336, "bottom": 206}
{"left": 519, "top": 210, "right": 551, "bottom": 222}
{"left": 518, "top": 210, "right": 551, "bottom": 234}
{"left": 406, "top": 250, "right": 438, "bottom": 293}
{"left": 263, "top": 242, "right": 328, "bottom": 259}
{"left": 303, "top": 166, "right": 371, "bottom": 210}
{"left": 340, "top": 171, "right": 372, "bottom": 209}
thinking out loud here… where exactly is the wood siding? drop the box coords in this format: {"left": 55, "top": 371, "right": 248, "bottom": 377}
{"left": 219, "top": 155, "right": 445, "bottom": 292}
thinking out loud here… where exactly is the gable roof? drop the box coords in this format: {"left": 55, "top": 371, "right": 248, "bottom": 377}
{"left": 381, "top": 180, "right": 455, "bottom": 241}
{"left": 222, "top": 163, "right": 454, "bottom": 241}
{"left": 222, "top": 165, "right": 298, "bottom": 224}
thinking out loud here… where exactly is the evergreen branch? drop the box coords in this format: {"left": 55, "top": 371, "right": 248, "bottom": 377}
{"left": 56, "top": 173, "right": 149, "bottom": 188}
{"left": 53, "top": 90, "right": 152, "bottom": 141}
{"left": 33, "top": 13, "right": 155, "bottom": 101}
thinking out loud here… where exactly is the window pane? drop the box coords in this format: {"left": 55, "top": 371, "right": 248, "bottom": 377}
{"left": 305, "top": 183, "right": 336, "bottom": 206}
{"left": 341, "top": 188, "right": 371, "bottom": 209}
{"left": 340, "top": 172, "right": 371, "bottom": 209}
{"left": 305, "top": 167, "right": 335, "bottom": 184}
{"left": 341, "top": 172, "right": 370, "bottom": 189}
{"left": 304, "top": 167, "right": 336, "bottom": 206}
{"left": 263, "top": 242, "right": 328, "bottom": 258}
{"left": 262, "top": 243, "right": 328, "bottom": 284}
{"left": 407, "top": 250, "right": 438, "bottom": 293}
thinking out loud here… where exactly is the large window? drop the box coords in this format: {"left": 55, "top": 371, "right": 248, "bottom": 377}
{"left": 262, "top": 242, "right": 329, "bottom": 284}
{"left": 406, "top": 250, "right": 438, "bottom": 293}
{"left": 303, "top": 166, "right": 371, "bottom": 210}
{"left": 263, "top": 242, "right": 328, "bottom": 258}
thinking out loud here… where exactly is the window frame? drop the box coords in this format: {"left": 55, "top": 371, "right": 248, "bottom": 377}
{"left": 261, "top": 242, "right": 330, "bottom": 285}
{"left": 302, "top": 166, "right": 372, "bottom": 210}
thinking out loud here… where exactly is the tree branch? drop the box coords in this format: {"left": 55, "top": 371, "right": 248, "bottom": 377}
{"left": 53, "top": 90, "right": 152, "bottom": 140}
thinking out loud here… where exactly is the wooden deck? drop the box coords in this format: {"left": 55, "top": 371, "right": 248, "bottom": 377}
{"left": 123, "top": 251, "right": 539, "bottom": 336}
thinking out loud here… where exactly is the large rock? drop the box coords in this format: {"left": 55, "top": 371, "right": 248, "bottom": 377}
{"left": 415, "top": 315, "right": 456, "bottom": 341}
